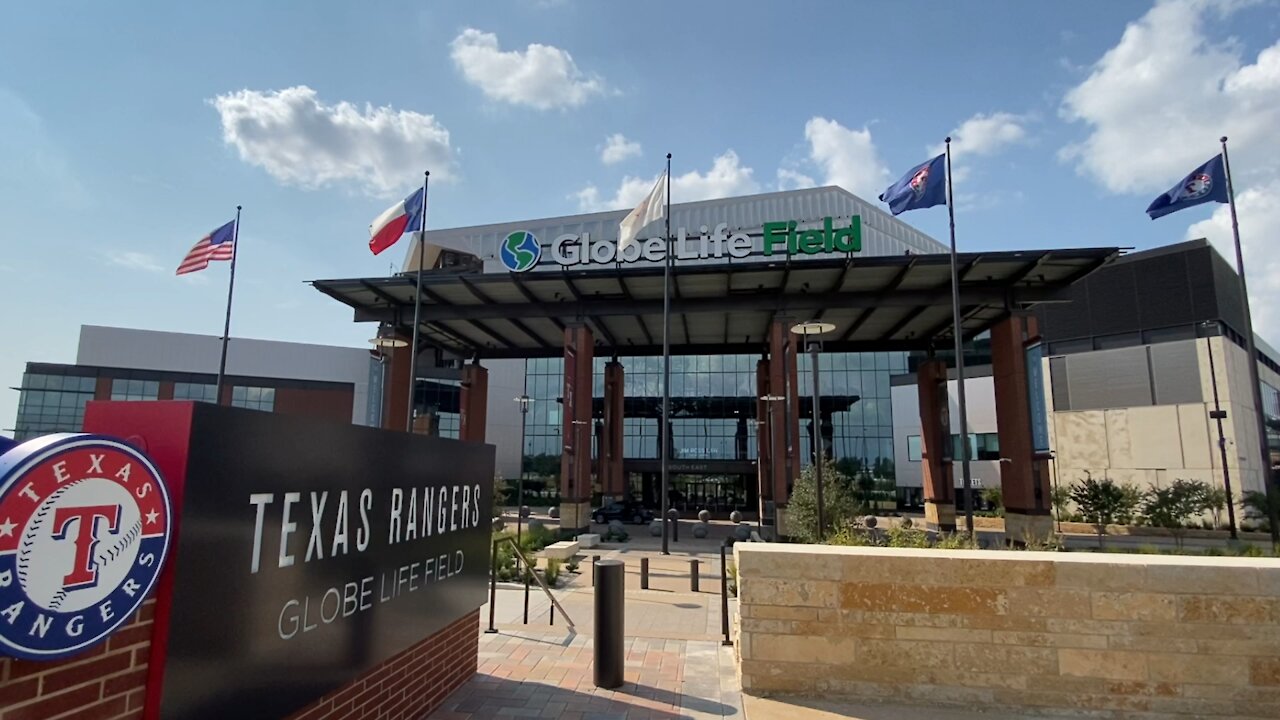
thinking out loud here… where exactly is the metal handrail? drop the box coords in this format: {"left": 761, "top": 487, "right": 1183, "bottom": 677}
{"left": 486, "top": 536, "right": 575, "bottom": 632}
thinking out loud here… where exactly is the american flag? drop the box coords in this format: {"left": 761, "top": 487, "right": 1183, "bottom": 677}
{"left": 176, "top": 220, "right": 236, "bottom": 275}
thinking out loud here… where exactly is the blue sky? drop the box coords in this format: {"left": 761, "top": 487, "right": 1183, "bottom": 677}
{"left": 3, "top": 0, "right": 1280, "bottom": 428}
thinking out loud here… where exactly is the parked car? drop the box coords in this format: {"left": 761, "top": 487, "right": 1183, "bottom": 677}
{"left": 592, "top": 501, "right": 654, "bottom": 525}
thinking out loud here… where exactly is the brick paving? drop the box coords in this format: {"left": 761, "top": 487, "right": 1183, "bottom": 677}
{"left": 429, "top": 541, "right": 743, "bottom": 720}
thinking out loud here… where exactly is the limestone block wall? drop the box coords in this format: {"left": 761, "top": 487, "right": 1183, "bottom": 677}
{"left": 734, "top": 544, "right": 1280, "bottom": 718}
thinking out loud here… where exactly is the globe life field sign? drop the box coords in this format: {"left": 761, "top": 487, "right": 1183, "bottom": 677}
{"left": 502, "top": 215, "right": 862, "bottom": 272}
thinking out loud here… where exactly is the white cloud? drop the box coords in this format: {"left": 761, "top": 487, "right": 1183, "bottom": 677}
{"left": 600, "top": 133, "right": 641, "bottom": 165}
{"left": 1187, "top": 179, "right": 1280, "bottom": 340}
{"left": 1061, "top": 0, "right": 1280, "bottom": 341}
{"left": 776, "top": 168, "right": 817, "bottom": 191}
{"left": 575, "top": 150, "right": 760, "bottom": 212}
{"left": 450, "top": 28, "right": 606, "bottom": 109}
{"left": 107, "top": 251, "right": 165, "bottom": 273}
{"left": 1060, "top": 0, "right": 1280, "bottom": 194}
{"left": 927, "top": 111, "right": 1031, "bottom": 184}
{"left": 803, "top": 117, "right": 889, "bottom": 200}
{"left": 211, "top": 86, "right": 455, "bottom": 197}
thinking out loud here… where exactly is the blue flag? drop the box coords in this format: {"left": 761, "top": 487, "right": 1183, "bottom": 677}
{"left": 879, "top": 154, "right": 946, "bottom": 215}
{"left": 1146, "top": 154, "right": 1229, "bottom": 220}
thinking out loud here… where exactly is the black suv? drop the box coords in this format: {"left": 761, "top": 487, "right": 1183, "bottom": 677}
{"left": 592, "top": 501, "right": 654, "bottom": 525}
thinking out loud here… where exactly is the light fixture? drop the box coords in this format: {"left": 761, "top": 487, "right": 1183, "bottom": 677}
{"left": 790, "top": 320, "right": 836, "bottom": 338}
{"left": 368, "top": 323, "right": 408, "bottom": 348}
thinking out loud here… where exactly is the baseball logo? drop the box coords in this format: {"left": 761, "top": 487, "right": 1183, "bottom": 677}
{"left": 0, "top": 434, "right": 171, "bottom": 660}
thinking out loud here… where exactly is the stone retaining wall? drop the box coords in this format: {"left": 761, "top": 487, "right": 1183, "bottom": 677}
{"left": 734, "top": 544, "right": 1280, "bottom": 718}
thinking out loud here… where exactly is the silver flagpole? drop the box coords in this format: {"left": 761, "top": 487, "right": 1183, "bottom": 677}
{"left": 661, "top": 153, "right": 672, "bottom": 556}
{"left": 946, "top": 138, "right": 974, "bottom": 536}
{"left": 214, "top": 205, "right": 241, "bottom": 404}
{"left": 406, "top": 171, "right": 430, "bottom": 432}
{"left": 1220, "top": 137, "right": 1279, "bottom": 544}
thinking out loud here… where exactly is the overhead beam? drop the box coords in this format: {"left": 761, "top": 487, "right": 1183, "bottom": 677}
{"left": 512, "top": 275, "right": 567, "bottom": 332}
{"left": 562, "top": 274, "right": 619, "bottom": 348}
{"left": 355, "top": 285, "right": 1065, "bottom": 323}
{"left": 838, "top": 307, "right": 877, "bottom": 342}
{"left": 879, "top": 305, "right": 932, "bottom": 342}
{"left": 457, "top": 275, "right": 550, "bottom": 348}
{"left": 615, "top": 270, "right": 654, "bottom": 345}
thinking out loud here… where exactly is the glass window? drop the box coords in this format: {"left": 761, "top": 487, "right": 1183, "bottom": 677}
{"left": 173, "top": 382, "right": 218, "bottom": 403}
{"left": 907, "top": 435, "right": 922, "bottom": 462}
{"left": 111, "top": 378, "right": 159, "bottom": 401}
{"left": 231, "top": 386, "right": 276, "bottom": 412}
{"left": 14, "top": 372, "right": 97, "bottom": 438}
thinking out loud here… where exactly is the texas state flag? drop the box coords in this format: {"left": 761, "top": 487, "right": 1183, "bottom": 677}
{"left": 369, "top": 187, "right": 426, "bottom": 255}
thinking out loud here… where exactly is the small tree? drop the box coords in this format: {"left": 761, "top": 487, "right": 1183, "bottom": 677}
{"left": 1142, "top": 479, "right": 1210, "bottom": 549}
{"left": 1239, "top": 490, "right": 1277, "bottom": 533}
{"left": 787, "top": 458, "right": 857, "bottom": 543}
{"left": 1050, "top": 485, "right": 1071, "bottom": 522}
{"left": 980, "top": 487, "right": 1004, "bottom": 516}
{"left": 1202, "top": 487, "right": 1228, "bottom": 529}
{"left": 1069, "top": 474, "right": 1139, "bottom": 548}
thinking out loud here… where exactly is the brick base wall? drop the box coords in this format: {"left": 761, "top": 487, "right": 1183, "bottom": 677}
{"left": 286, "top": 611, "right": 480, "bottom": 720}
{"left": 0, "top": 599, "right": 155, "bottom": 720}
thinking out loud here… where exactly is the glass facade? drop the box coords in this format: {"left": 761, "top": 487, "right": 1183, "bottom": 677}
{"left": 521, "top": 351, "right": 908, "bottom": 507}
{"left": 13, "top": 372, "right": 96, "bottom": 440}
{"left": 110, "top": 378, "right": 159, "bottom": 401}
{"left": 173, "top": 382, "right": 218, "bottom": 403}
{"left": 231, "top": 386, "right": 276, "bottom": 412}
{"left": 413, "top": 379, "right": 460, "bottom": 439}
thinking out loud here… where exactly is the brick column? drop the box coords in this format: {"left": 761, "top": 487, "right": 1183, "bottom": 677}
{"left": 601, "top": 360, "right": 625, "bottom": 502}
{"left": 458, "top": 362, "right": 488, "bottom": 443}
{"left": 991, "top": 314, "right": 1053, "bottom": 543}
{"left": 381, "top": 335, "right": 413, "bottom": 431}
{"left": 917, "top": 358, "right": 956, "bottom": 532}
{"left": 559, "top": 325, "right": 594, "bottom": 535}
{"left": 768, "top": 319, "right": 801, "bottom": 536}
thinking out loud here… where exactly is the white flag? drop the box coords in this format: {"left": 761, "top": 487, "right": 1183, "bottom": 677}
{"left": 618, "top": 171, "right": 668, "bottom": 251}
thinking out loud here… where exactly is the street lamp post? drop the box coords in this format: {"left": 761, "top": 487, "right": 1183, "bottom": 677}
{"left": 514, "top": 395, "right": 534, "bottom": 545}
{"left": 1202, "top": 321, "right": 1240, "bottom": 540}
{"left": 791, "top": 321, "right": 836, "bottom": 539}
{"left": 759, "top": 395, "right": 785, "bottom": 536}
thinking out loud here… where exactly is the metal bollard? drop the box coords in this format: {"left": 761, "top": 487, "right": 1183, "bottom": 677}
{"left": 720, "top": 539, "right": 734, "bottom": 646}
{"left": 594, "top": 560, "right": 626, "bottom": 689}
{"left": 591, "top": 554, "right": 601, "bottom": 586}
{"left": 640, "top": 557, "right": 649, "bottom": 589}
{"left": 690, "top": 559, "right": 700, "bottom": 592}
{"left": 668, "top": 508, "right": 679, "bottom": 542}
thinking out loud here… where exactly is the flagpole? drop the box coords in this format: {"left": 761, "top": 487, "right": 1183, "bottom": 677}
{"left": 406, "top": 171, "right": 430, "bottom": 432}
{"left": 661, "top": 153, "right": 672, "bottom": 556}
{"left": 945, "top": 138, "right": 974, "bottom": 536}
{"left": 1220, "top": 136, "right": 1279, "bottom": 545}
{"left": 214, "top": 205, "right": 241, "bottom": 405}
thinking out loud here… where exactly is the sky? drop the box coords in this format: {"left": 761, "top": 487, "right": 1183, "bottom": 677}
{"left": 3, "top": 0, "right": 1280, "bottom": 429}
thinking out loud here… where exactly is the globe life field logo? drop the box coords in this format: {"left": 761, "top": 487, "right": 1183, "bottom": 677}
{"left": 500, "top": 230, "right": 541, "bottom": 273}
{"left": 0, "top": 434, "right": 172, "bottom": 660}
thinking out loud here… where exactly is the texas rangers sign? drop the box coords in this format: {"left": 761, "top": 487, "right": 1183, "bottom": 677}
{"left": 0, "top": 434, "right": 171, "bottom": 660}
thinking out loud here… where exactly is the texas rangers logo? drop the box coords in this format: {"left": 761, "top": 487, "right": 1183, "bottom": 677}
{"left": 0, "top": 434, "right": 171, "bottom": 660}
{"left": 910, "top": 165, "right": 931, "bottom": 199}
{"left": 1181, "top": 173, "right": 1213, "bottom": 201}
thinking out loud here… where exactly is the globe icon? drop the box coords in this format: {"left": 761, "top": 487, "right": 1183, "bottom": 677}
{"left": 500, "top": 231, "right": 541, "bottom": 272}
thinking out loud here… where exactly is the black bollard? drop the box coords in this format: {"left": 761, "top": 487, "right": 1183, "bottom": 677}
{"left": 594, "top": 559, "right": 626, "bottom": 689}
{"left": 640, "top": 557, "right": 649, "bottom": 589}
{"left": 668, "top": 508, "right": 679, "bottom": 542}
{"left": 591, "top": 554, "right": 601, "bottom": 586}
{"left": 690, "top": 559, "right": 700, "bottom": 592}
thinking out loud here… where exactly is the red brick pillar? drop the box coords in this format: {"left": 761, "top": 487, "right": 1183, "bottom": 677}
{"left": 559, "top": 325, "right": 594, "bottom": 534}
{"left": 381, "top": 335, "right": 413, "bottom": 432}
{"left": 601, "top": 360, "right": 625, "bottom": 502}
{"left": 991, "top": 314, "right": 1053, "bottom": 543}
{"left": 768, "top": 319, "right": 801, "bottom": 535}
{"left": 917, "top": 358, "right": 957, "bottom": 532}
{"left": 459, "top": 362, "right": 488, "bottom": 443}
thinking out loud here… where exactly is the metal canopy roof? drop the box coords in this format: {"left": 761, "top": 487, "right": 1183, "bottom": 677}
{"left": 311, "top": 247, "right": 1120, "bottom": 359}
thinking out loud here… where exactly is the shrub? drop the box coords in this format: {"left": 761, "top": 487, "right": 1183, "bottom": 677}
{"left": 1142, "top": 479, "right": 1210, "bottom": 548}
{"left": 566, "top": 556, "right": 580, "bottom": 574}
{"left": 602, "top": 525, "right": 629, "bottom": 543}
{"left": 543, "top": 559, "right": 562, "bottom": 587}
{"left": 727, "top": 561, "right": 738, "bottom": 597}
{"left": 933, "top": 531, "right": 974, "bottom": 550}
{"left": 1069, "top": 473, "right": 1139, "bottom": 548}
{"left": 787, "top": 458, "right": 858, "bottom": 543}
{"left": 518, "top": 524, "right": 558, "bottom": 554}
{"left": 1239, "top": 490, "right": 1278, "bottom": 533}
{"left": 980, "top": 487, "right": 1004, "bottom": 516}
{"left": 826, "top": 527, "right": 872, "bottom": 546}
{"left": 884, "top": 524, "right": 931, "bottom": 548}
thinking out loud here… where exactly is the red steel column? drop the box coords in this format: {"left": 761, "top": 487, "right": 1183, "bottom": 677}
{"left": 602, "top": 360, "right": 625, "bottom": 501}
{"left": 917, "top": 358, "right": 957, "bottom": 532}
{"left": 459, "top": 362, "right": 488, "bottom": 443}
{"left": 768, "top": 319, "right": 801, "bottom": 534}
{"left": 382, "top": 334, "right": 413, "bottom": 431}
{"left": 991, "top": 314, "right": 1053, "bottom": 543}
{"left": 559, "top": 325, "right": 594, "bottom": 535}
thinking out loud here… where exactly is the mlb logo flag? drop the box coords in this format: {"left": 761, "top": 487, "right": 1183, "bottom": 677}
{"left": 879, "top": 154, "right": 947, "bottom": 215}
{"left": 1146, "top": 154, "right": 1229, "bottom": 220}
